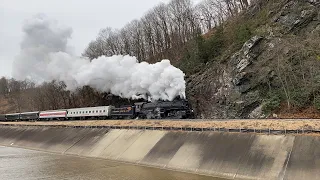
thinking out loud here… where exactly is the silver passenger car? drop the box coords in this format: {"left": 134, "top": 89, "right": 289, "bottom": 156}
{"left": 67, "top": 106, "right": 112, "bottom": 120}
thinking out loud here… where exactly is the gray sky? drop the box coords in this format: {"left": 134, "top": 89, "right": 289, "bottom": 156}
{"left": 0, "top": 0, "right": 199, "bottom": 78}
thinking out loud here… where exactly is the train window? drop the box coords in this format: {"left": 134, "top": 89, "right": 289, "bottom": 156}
{"left": 96, "top": 110, "right": 98, "bottom": 113}
{"left": 100, "top": 110, "right": 102, "bottom": 113}
{"left": 103, "top": 110, "right": 105, "bottom": 112}
{"left": 89, "top": 111, "right": 91, "bottom": 113}
{"left": 86, "top": 111, "right": 88, "bottom": 113}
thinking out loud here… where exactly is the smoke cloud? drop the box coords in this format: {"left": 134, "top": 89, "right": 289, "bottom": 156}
{"left": 12, "top": 15, "right": 186, "bottom": 101}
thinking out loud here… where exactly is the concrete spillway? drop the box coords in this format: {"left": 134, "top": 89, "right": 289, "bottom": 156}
{"left": 0, "top": 126, "right": 318, "bottom": 180}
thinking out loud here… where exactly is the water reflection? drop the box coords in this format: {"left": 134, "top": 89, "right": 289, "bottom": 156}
{"left": 0, "top": 146, "right": 224, "bottom": 180}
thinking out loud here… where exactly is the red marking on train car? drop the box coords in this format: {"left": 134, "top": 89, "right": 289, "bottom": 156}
{"left": 39, "top": 112, "right": 66, "bottom": 117}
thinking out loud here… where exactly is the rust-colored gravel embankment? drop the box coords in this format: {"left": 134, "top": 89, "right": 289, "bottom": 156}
{"left": 1, "top": 119, "right": 320, "bottom": 130}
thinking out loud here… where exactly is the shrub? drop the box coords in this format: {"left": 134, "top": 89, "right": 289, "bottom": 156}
{"left": 179, "top": 29, "right": 225, "bottom": 74}
{"left": 262, "top": 91, "right": 282, "bottom": 114}
{"left": 179, "top": 37, "right": 206, "bottom": 75}
{"left": 236, "top": 24, "right": 252, "bottom": 45}
{"left": 289, "top": 88, "right": 310, "bottom": 108}
{"left": 205, "top": 27, "right": 225, "bottom": 59}
{"left": 314, "top": 95, "right": 320, "bottom": 110}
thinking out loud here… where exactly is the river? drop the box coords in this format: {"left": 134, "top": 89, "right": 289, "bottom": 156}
{"left": 0, "top": 146, "right": 226, "bottom": 180}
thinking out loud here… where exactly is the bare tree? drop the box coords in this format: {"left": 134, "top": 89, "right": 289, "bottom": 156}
{"left": 0, "top": 77, "right": 8, "bottom": 96}
{"left": 82, "top": 40, "right": 101, "bottom": 60}
{"left": 82, "top": 0, "right": 251, "bottom": 65}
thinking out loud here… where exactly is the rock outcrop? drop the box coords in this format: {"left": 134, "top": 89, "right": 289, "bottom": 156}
{"left": 187, "top": 0, "right": 320, "bottom": 118}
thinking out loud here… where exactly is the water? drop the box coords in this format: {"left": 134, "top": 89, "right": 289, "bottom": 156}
{"left": 0, "top": 146, "right": 225, "bottom": 180}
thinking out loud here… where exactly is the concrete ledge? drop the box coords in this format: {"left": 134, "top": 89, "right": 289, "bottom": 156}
{"left": 0, "top": 125, "right": 318, "bottom": 179}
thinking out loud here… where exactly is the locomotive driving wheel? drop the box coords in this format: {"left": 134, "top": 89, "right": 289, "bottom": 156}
{"left": 146, "top": 112, "right": 154, "bottom": 119}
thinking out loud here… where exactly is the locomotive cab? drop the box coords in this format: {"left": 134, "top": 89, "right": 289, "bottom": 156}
{"left": 134, "top": 102, "right": 145, "bottom": 113}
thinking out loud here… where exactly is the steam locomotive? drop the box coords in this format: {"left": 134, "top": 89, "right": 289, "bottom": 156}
{"left": 117, "top": 99, "right": 194, "bottom": 119}
{"left": 0, "top": 99, "right": 194, "bottom": 121}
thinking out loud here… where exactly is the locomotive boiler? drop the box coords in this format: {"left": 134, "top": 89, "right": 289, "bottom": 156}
{"left": 135, "top": 99, "right": 194, "bottom": 119}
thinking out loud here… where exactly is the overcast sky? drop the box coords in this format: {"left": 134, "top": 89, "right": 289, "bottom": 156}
{"left": 0, "top": 0, "right": 200, "bottom": 78}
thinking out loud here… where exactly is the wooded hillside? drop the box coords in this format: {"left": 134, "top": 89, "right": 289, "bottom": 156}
{"left": 2, "top": 0, "right": 320, "bottom": 119}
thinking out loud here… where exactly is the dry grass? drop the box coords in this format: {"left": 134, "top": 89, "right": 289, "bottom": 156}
{"left": 1, "top": 119, "right": 320, "bottom": 130}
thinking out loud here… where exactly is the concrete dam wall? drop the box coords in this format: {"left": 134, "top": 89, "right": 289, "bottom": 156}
{"left": 0, "top": 126, "right": 318, "bottom": 180}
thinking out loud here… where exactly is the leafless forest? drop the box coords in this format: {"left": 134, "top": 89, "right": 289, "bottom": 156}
{"left": 83, "top": 0, "right": 250, "bottom": 62}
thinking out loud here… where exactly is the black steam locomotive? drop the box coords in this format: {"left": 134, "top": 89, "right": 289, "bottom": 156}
{"left": 110, "top": 99, "right": 194, "bottom": 119}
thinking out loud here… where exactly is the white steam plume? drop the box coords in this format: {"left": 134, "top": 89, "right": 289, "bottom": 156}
{"left": 12, "top": 15, "right": 186, "bottom": 101}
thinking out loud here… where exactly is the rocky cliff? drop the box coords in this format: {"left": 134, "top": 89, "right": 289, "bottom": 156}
{"left": 187, "top": 0, "right": 320, "bottom": 118}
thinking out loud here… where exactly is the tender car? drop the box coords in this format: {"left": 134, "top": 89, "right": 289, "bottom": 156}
{"left": 110, "top": 105, "right": 135, "bottom": 119}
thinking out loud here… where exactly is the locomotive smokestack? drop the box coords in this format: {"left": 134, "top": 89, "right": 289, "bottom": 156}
{"left": 12, "top": 15, "right": 186, "bottom": 101}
